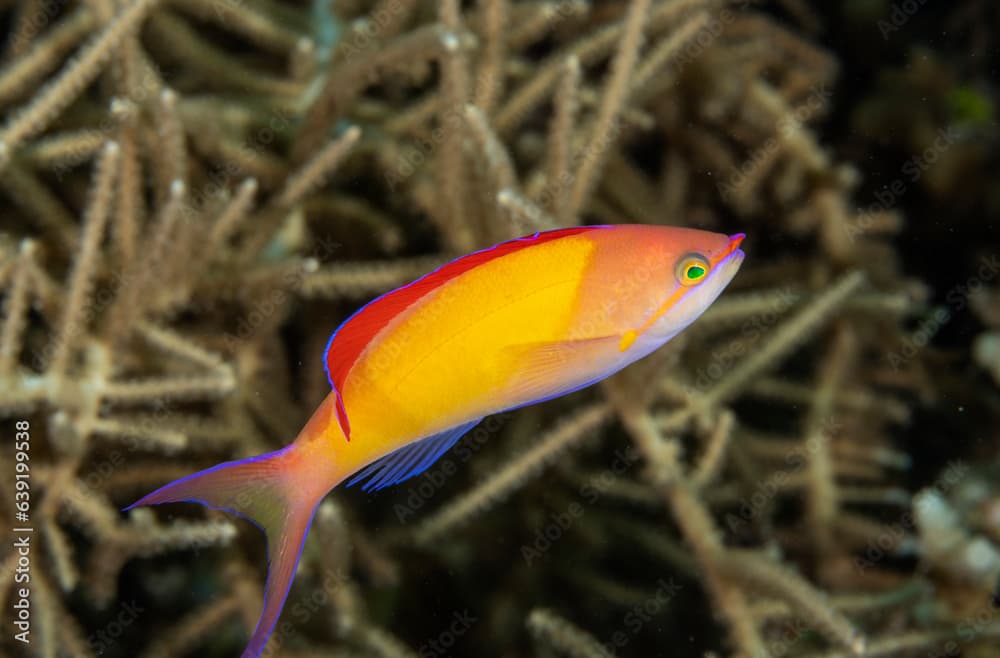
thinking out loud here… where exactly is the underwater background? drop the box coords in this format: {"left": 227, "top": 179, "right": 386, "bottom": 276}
{"left": 0, "top": 0, "right": 999, "bottom": 656}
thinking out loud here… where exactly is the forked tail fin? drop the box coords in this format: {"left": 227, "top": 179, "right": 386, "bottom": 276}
{"left": 125, "top": 445, "right": 331, "bottom": 658}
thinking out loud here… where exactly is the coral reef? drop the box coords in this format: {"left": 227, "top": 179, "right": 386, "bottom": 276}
{"left": 0, "top": 0, "right": 997, "bottom": 657}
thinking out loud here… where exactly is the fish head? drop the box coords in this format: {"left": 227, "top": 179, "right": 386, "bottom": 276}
{"left": 635, "top": 228, "right": 745, "bottom": 343}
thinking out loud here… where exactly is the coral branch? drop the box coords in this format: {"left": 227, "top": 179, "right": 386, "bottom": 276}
{"left": 564, "top": 0, "right": 650, "bottom": 220}
{"left": 528, "top": 608, "right": 615, "bottom": 658}
{"left": 48, "top": 141, "right": 119, "bottom": 376}
{"left": 412, "top": 403, "right": 612, "bottom": 544}
{"left": 0, "top": 0, "right": 159, "bottom": 162}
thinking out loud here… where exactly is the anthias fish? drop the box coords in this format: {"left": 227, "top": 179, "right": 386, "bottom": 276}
{"left": 127, "top": 224, "right": 746, "bottom": 657}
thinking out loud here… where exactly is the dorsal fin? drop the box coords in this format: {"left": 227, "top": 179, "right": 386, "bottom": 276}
{"left": 323, "top": 226, "right": 607, "bottom": 438}
{"left": 346, "top": 419, "right": 481, "bottom": 491}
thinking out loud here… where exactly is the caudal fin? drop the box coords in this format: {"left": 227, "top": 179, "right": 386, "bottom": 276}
{"left": 126, "top": 446, "right": 329, "bottom": 658}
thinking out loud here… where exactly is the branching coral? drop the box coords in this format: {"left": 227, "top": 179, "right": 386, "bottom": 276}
{"left": 0, "top": 0, "right": 994, "bottom": 657}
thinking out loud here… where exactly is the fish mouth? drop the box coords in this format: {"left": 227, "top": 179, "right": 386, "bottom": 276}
{"left": 709, "top": 233, "right": 747, "bottom": 269}
{"left": 709, "top": 232, "right": 745, "bottom": 270}
{"left": 711, "top": 232, "right": 745, "bottom": 267}
{"left": 710, "top": 235, "right": 746, "bottom": 288}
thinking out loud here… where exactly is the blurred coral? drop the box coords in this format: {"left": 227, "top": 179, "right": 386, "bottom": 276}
{"left": 0, "top": 0, "right": 997, "bottom": 657}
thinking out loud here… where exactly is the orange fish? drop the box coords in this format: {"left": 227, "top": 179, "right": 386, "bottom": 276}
{"left": 127, "top": 224, "right": 745, "bottom": 657}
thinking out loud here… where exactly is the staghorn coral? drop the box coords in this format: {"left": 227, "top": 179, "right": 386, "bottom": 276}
{"left": 0, "top": 0, "right": 996, "bottom": 657}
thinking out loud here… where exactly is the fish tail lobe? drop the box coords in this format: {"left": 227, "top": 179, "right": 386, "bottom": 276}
{"left": 125, "top": 442, "right": 338, "bottom": 658}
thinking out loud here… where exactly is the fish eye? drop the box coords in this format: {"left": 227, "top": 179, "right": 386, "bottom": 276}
{"left": 675, "top": 254, "right": 710, "bottom": 286}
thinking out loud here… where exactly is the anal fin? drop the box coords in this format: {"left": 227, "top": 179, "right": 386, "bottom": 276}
{"left": 346, "top": 419, "right": 481, "bottom": 492}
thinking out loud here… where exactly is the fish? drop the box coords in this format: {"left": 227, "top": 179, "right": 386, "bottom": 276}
{"left": 126, "top": 224, "right": 746, "bottom": 658}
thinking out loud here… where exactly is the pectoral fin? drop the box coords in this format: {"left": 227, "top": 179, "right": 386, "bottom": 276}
{"left": 501, "top": 335, "right": 623, "bottom": 407}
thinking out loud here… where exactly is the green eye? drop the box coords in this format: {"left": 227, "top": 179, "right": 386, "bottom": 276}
{"left": 676, "top": 255, "right": 709, "bottom": 286}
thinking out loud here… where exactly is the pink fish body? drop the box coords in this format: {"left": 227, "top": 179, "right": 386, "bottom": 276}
{"left": 128, "top": 224, "right": 746, "bottom": 657}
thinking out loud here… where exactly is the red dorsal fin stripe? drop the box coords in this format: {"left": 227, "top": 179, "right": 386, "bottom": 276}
{"left": 322, "top": 226, "right": 608, "bottom": 438}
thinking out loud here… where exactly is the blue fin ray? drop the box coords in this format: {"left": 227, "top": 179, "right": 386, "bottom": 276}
{"left": 347, "top": 419, "right": 481, "bottom": 492}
